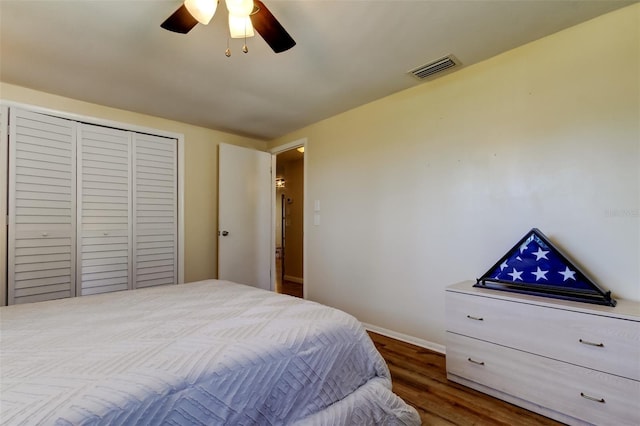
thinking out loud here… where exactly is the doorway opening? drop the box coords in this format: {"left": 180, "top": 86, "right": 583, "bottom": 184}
{"left": 274, "top": 145, "right": 304, "bottom": 298}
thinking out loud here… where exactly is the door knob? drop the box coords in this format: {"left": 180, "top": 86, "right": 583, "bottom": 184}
{"left": 220, "top": 230, "right": 229, "bottom": 236}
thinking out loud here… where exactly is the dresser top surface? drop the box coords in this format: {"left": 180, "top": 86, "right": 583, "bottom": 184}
{"left": 447, "top": 281, "right": 640, "bottom": 321}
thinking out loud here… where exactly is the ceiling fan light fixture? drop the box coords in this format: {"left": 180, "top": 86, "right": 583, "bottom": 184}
{"left": 160, "top": 0, "right": 295, "bottom": 53}
{"left": 229, "top": 13, "right": 255, "bottom": 38}
{"left": 184, "top": 0, "right": 218, "bottom": 25}
{"left": 225, "top": 0, "right": 254, "bottom": 16}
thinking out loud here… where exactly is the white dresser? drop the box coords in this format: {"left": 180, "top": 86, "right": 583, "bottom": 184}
{"left": 446, "top": 281, "right": 640, "bottom": 426}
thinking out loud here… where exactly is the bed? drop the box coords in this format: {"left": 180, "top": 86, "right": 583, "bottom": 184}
{"left": 0, "top": 279, "right": 420, "bottom": 425}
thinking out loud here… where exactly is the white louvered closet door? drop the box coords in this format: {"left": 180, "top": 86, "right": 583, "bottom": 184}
{"left": 77, "top": 124, "right": 132, "bottom": 295}
{"left": 133, "top": 133, "right": 178, "bottom": 288}
{"left": 8, "top": 109, "right": 76, "bottom": 304}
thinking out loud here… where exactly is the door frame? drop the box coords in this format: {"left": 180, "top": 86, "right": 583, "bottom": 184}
{"left": 0, "top": 106, "right": 7, "bottom": 306}
{"left": 270, "top": 138, "right": 307, "bottom": 298}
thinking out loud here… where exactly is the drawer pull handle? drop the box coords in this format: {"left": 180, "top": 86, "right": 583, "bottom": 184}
{"left": 579, "top": 339, "right": 604, "bottom": 348}
{"left": 41, "top": 232, "right": 48, "bottom": 237}
{"left": 467, "top": 357, "right": 485, "bottom": 366}
{"left": 580, "top": 392, "right": 605, "bottom": 404}
{"left": 466, "top": 315, "right": 484, "bottom": 321}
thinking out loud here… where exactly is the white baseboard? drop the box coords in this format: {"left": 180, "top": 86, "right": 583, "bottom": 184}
{"left": 362, "top": 322, "right": 446, "bottom": 355}
{"left": 283, "top": 275, "right": 303, "bottom": 284}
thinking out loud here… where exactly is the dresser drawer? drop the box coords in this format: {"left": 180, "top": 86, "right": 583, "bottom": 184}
{"left": 446, "top": 291, "right": 640, "bottom": 380}
{"left": 447, "top": 333, "right": 640, "bottom": 426}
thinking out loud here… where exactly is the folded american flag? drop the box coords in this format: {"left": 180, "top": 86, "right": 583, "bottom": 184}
{"left": 476, "top": 228, "right": 616, "bottom": 306}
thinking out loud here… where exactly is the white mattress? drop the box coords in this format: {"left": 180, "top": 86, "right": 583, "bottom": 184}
{"left": 0, "top": 280, "right": 420, "bottom": 425}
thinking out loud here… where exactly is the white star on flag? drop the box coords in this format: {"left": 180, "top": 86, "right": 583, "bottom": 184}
{"left": 558, "top": 267, "right": 576, "bottom": 281}
{"left": 499, "top": 261, "right": 508, "bottom": 271}
{"left": 531, "top": 267, "right": 548, "bottom": 281}
{"left": 533, "top": 248, "right": 549, "bottom": 261}
{"left": 508, "top": 268, "right": 523, "bottom": 281}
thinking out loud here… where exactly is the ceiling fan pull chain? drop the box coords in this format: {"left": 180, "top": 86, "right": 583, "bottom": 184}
{"left": 242, "top": 20, "right": 249, "bottom": 53}
{"left": 225, "top": 37, "right": 231, "bottom": 57}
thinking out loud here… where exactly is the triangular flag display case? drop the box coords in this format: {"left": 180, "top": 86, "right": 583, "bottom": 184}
{"left": 475, "top": 228, "right": 616, "bottom": 306}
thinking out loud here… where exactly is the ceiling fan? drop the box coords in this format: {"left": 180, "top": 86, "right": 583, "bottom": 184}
{"left": 160, "top": 0, "right": 296, "bottom": 54}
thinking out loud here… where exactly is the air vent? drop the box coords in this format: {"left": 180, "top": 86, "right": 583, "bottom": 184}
{"left": 409, "top": 55, "right": 459, "bottom": 80}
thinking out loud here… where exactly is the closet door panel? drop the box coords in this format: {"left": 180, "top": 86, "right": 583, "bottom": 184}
{"left": 77, "top": 124, "right": 132, "bottom": 296}
{"left": 133, "top": 134, "right": 177, "bottom": 289}
{"left": 8, "top": 109, "right": 76, "bottom": 304}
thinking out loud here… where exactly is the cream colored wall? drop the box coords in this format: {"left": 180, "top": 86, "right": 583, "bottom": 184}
{"left": 0, "top": 82, "right": 267, "bottom": 284}
{"left": 270, "top": 5, "right": 640, "bottom": 347}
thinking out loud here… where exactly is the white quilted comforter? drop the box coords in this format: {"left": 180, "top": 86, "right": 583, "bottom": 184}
{"left": 0, "top": 280, "right": 420, "bottom": 425}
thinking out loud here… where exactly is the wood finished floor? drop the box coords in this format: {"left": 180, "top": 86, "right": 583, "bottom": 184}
{"left": 368, "top": 332, "right": 563, "bottom": 426}
{"left": 274, "top": 257, "right": 303, "bottom": 298}
{"left": 280, "top": 279, "right": 303, "bottom": 298}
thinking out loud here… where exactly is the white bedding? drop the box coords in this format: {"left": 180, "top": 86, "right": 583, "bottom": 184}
{"left": 0, "top": 280, "right": 420, "bottom": 425}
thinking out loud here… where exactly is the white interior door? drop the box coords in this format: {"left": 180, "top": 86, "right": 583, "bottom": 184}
{"left": 77, "top": 124, "right": 132, "bottom": 296}
{"left": 8, "top": 109, "right": 77, "bottom": 304}
{"left": 218, "top": 143, "right": 271, "bottom": 290}
{"left": 133, "top": 133, "right": 178, "bottom": 289}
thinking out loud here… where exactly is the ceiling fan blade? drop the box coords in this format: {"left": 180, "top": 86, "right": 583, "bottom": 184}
{"left": 161, "top": 4, "right": 199, "bottom": 34}
{"left": 250, "top": 0, "right": 296, "bottom": 53}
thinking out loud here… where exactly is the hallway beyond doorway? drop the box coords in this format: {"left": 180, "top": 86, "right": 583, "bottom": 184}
{"left": 274, "top": 144, "right": 304, "bottom": 298}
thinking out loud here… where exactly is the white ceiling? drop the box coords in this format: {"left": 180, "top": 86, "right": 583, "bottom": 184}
{"left": 0, "top": 0, "right": 633, "bottom": 140}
